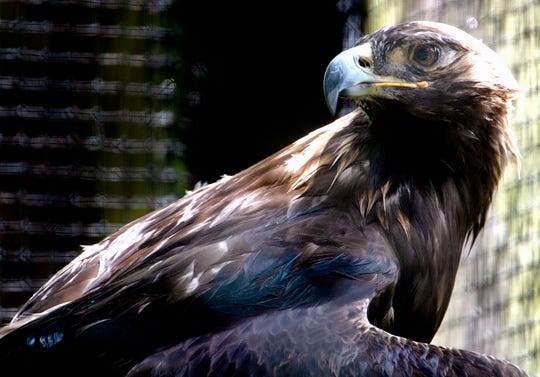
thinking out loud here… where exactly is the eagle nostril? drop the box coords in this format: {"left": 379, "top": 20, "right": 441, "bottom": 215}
{"left": 357, "top": 57, "right": 373, "bottom": 68}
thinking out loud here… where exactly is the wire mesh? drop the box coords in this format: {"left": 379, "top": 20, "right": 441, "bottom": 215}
{"left": 365, "top": 0, "right": 540, "bottom": 374}
{"left": 0, "top": 0, "right": 186, "bottom": 324}
{"left": 1, "top": 0, "right": 538, "bottom": 374}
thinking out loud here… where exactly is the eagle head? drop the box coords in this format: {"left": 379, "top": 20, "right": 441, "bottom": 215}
{"left": 324, "top": 20, "right": 519, "bottom": 206}
{"left": 324, "top": 21, "right": 519, "bottom": 128}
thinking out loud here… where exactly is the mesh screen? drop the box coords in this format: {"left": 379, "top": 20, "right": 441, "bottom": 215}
{"left": 0, "top": 0, "right": 186, "bottom": 324}
{"left": 365, "top": 0, "right": 540, "bottom": 374}
{"left": 1, "top": 0, "right": 538, "bottom": 373}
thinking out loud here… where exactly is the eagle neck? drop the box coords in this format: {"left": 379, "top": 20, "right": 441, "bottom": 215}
{"left": 336, "top": 108, "right": 512, "bottom": 342}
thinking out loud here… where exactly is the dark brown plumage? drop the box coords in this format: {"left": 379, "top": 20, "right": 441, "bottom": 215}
{"left": 0, "top": 21, "right": 528, "bottom": 376}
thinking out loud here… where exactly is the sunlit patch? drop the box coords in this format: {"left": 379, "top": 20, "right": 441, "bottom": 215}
{"left": 178, "top": 260, "right": 195, "bottom": 280}
{"left": 209, "top": 260, "right": 232, "bottom": 275}
{"left": 176, "top": 197, "right": 198, "bottom": 226}
{"left": 209, "top": 192, "right": 265, "bottom": 228}
{"left": 185, "top": 272, "right": 203, "bottom": 294}
{"left": 81, "top": 240, "right": 109, "bottom": 255}
{"left": 110, "top": 221, "right": 149, "bottom": 252}
{"left": 95, "top": 220, "right": 152, "bottom": 279}
{"left": 217, "top": 240, "right": 229, "bottom": 254}
{"left": 285, "top": 152, "right": 310, "bottom": 173}
{"left": 284, "top": 137, "right": 325, "bottom": 175}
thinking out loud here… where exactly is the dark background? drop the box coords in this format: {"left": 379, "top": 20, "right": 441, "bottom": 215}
{"left": 177, "top": 1, "right": 359, "bottom": 183}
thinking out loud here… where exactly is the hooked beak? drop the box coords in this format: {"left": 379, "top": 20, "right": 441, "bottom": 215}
{"left": 323, "top": 43, "right": 428, "bottom": 115}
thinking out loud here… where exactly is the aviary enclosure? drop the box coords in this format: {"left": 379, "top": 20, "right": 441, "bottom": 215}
{"left": 0, "top": 0, "right": 538, "bottom": 374}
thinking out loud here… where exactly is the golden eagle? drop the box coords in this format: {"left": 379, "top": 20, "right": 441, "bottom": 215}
{"left": 0, "top": 21, "right": 529, "bottom": 376}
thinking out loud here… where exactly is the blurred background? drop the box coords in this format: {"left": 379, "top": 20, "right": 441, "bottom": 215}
{"left": 0, "top": 0, "right": 537, "bottom": 375}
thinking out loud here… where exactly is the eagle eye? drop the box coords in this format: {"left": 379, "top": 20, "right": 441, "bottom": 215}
{"left": 410, "top": 44, "right": 440, "bottom": 68}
